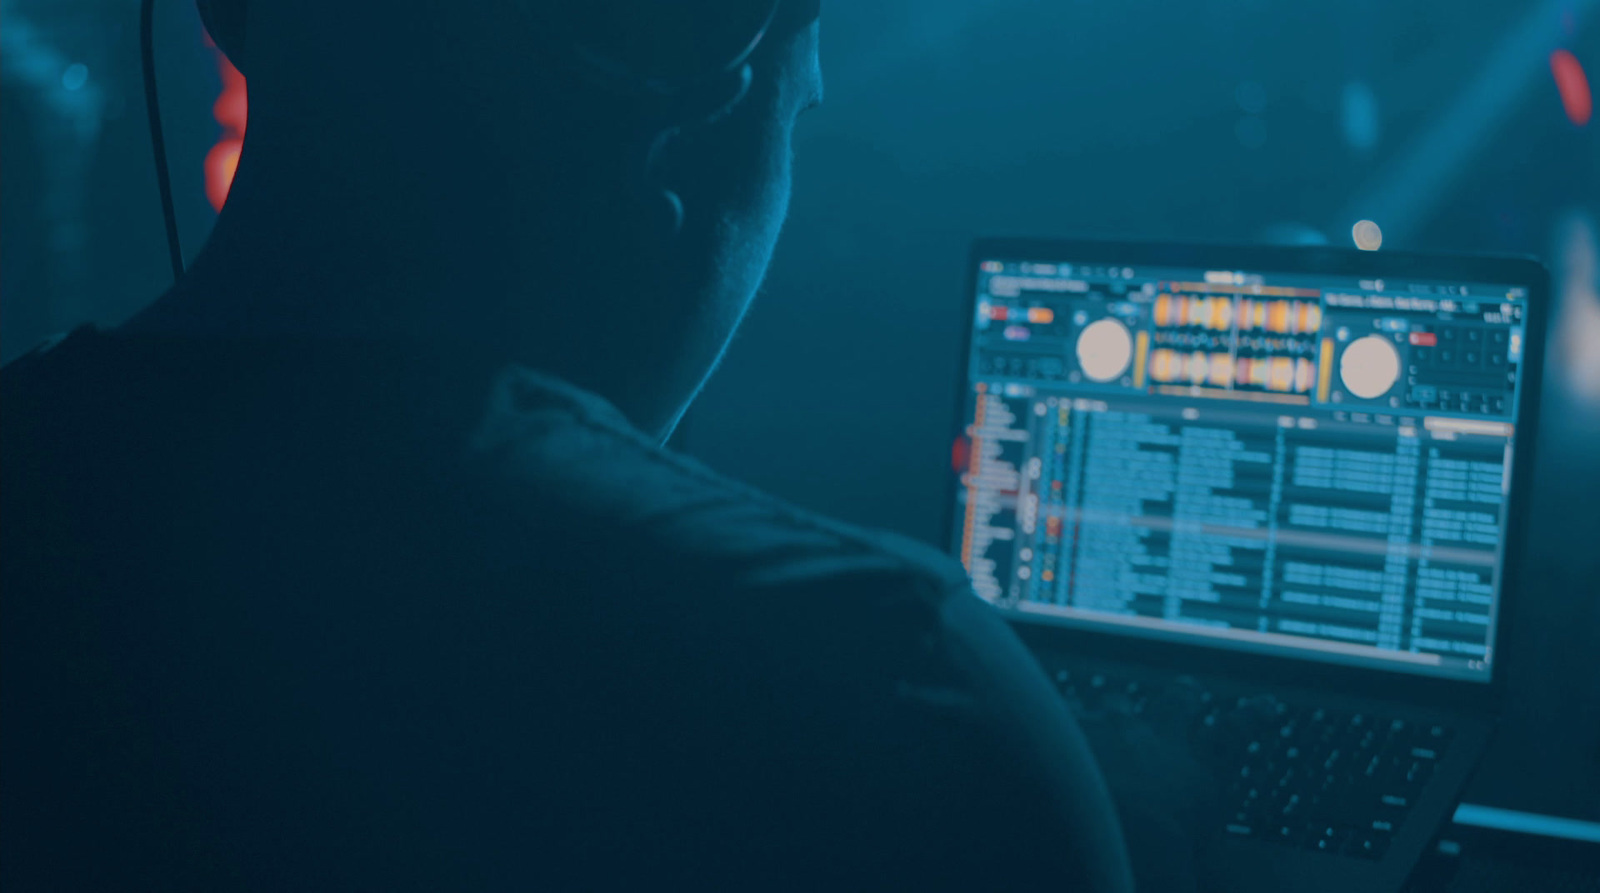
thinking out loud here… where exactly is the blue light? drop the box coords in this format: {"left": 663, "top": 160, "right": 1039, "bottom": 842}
{"left": 61, "top": 62, "right": 88, "bottom": 92}
{"left": 1341, "top": 81, "right": 1380, "bottom": 153}
{"left": 1453, "top": 803, "right": 1600, "bottom": 843}
{"left": 1258, "top": 222, "right": 1330, "bottom": 246}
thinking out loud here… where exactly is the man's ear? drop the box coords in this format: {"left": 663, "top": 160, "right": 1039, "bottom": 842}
{"left": 196, "top": 0, "right": 250, "bottom": 75}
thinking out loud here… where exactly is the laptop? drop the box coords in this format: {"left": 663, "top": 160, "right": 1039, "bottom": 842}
{"left": 946, "top": 239, "right": 1549, "bottom": 893}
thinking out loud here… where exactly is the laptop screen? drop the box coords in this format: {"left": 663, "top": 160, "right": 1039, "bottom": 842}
{"left": 952, "top": 251, "right": 1534, "bottom": 682}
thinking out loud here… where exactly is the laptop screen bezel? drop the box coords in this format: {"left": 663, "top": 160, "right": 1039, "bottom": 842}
{"left": 948, "top": 237, "right": 1550, "bottom": 713}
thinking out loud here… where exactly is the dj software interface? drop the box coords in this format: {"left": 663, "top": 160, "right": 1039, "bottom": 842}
{"left": 953, "top": 258, "right": 1531, "bottom": 680}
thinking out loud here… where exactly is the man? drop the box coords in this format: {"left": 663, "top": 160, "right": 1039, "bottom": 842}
{"left": 2, "top": 1, "right": 1210, "bottom": 889}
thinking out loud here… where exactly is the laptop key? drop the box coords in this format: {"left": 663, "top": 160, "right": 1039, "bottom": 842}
{"left": 1370, "top": 808, "right": 1410, "bottom": 834}
{"left": 1361, "top": 753, "right": 1383, "bottom": 778}
{"left": 1424, "top": 724, "right": 1454, "bottom": 748}
{"left": 1278, "top": 792, "right": 1305, "bottom": 821}
{"left": 1368, "top": 817, "right": 1398, "bottom": 834}
{"left": 1321, "top": 748, "right": 1345, "bottom": 774}
{"left": 1377, "top": 793, "right": 1411, "bottom": 813}
{"left": 1235, "top": 785, "right": 1264, "bottom": 812}
{"left": 1265, "top": 817, "right": 1312, "bottom": 847}
{"left": 1307, "top": 825, "right": 1355, "bottom": 854}
{"left": 1401, "top": 758, "right": 1434, "bottom": 790}
{"left": 1347, "top": 828, "right": 1393, "bottom": 860}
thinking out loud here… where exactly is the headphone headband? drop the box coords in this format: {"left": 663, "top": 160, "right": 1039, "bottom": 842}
{"left": 535, "top": 0, "right": 783, "bottom": 102}
{"left": 196, "top": 0, "right": 794, "bottom": 102}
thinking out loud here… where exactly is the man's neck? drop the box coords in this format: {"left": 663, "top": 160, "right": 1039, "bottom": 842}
{"left": 122, "top": 192, "right": 688, "bottom": 445}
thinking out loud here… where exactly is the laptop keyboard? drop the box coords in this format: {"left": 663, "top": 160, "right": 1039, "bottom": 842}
{"left": 1051, "top": 666, "right": 1454, "bottom": 860}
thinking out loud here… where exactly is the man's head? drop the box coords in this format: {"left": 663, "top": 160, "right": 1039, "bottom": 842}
{"left": 170, "top": 0, "right": 823, "bottom": 439}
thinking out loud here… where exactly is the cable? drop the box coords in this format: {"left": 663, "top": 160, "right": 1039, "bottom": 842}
{"left": 141, "top": 0, "right": 185, "bottom": 281}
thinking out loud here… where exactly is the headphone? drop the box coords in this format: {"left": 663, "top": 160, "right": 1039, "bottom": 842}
{"left": 140, "top": 0, "right": 795, "bottom": 283}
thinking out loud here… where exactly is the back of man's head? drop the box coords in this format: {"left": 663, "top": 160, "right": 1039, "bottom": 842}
{"left": 159, "top": 0, "right": 822, "bottom": 439}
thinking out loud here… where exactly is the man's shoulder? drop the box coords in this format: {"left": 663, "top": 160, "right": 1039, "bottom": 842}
{"left": 464, "top": 366, "right": 971, "bottom": 607}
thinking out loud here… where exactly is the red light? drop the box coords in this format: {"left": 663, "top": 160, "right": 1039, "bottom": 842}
{"left": 213, "top": 59, "right": 247, "bottom": 134}
{"left": 1551, "top": 49, "right": 1592, "bottom": 127}
{"left": 1409, "top": 332, "right": 1438, "bottom": 346}
{"left": 950, "top": 436, "right": 971, "bottom": 475}
{"left": 205, "top": 138, "right": 243, "bottom": 211}
{"left": 206, "top": 54, "right": 248, "bottom": 210}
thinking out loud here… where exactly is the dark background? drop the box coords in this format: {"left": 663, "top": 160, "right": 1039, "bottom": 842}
{"left": 4, "top": 0, "right": 1597, "bottom": 825}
